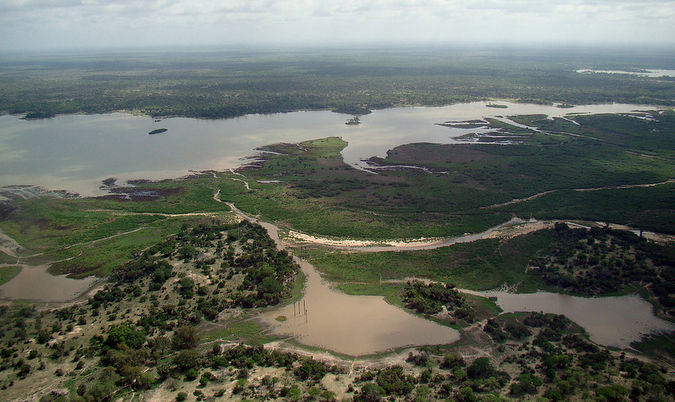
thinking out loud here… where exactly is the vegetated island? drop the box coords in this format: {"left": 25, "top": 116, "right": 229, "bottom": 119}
{"left": 148, "top": 128, "right": 168, "bottom": 135}
{"left": 345, "top": 116, "right": 361, "bottom": 125}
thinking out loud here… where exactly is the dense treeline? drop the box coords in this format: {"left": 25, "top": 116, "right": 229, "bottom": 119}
{"left": 1, "top": 48, "right": 674, "bottom": 119}
{"left": 402, "top": 280, "right": 475, "bottom": 323}
{"left": 530, "top": 223, "right": 675, "bottom": 318}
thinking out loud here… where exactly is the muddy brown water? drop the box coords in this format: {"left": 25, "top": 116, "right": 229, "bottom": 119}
{"left": 260, "top": 258, "right": 460, "bottom": 356}
{"left": 0, "top": 264, "right": 98, "bottom": 302}
{"left": 462, "top": 290, "right": 675, "bottom": 349}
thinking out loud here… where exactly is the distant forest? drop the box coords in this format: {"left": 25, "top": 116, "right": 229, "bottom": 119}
{"left": 1, "top": 47, "right": 674, "bottom": 119}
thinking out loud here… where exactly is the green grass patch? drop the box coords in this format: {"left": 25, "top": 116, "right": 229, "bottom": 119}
{"left": 501, "top": 184, "right": 675, "bottom": 234}
{"left": 200, "top": 319, "right": 272, "bottom": 345}
{"left": 297, "top": 230, "right": 555, "bottom": 292}
{"left": 0, "top": 266, "right": 21, "bottom": 286}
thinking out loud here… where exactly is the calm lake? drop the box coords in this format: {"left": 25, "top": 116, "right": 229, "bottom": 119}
{"left": 0, "top": 101, "right": 656, "bottom": 196}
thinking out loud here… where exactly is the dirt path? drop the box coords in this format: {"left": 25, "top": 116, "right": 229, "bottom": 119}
{"left": 231, "top": 177, "right": 250, "bottom": 190}
{"left": 284, "top": 217, "right": 672, "bottom": 251}
{"left": 284, "top": 218, "right": 531, "bottom": 251}
{"left": 482, "top": 178, "right": 674, "bottom": 209}
{"left": 85, "top": 208, "right": 226, "bottom": 218}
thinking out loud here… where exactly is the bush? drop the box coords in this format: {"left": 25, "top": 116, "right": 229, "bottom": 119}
{"left": 173, "top": 350, "right": 199, "bottom": 372}
{"left": 172, "top": 327, "right": 199, "bottom": 350}
{"left": 440, "top": 353, "right": 465, "bottom": 369}
{"left": 376, "top": 366, "right": 415, "bottom": 396}
{"left": 105, "top": 323, "right": 146, "bottom": 349}
{"left": 185, "top": 368, "right": 198, "bottom": 381}
{"left": 355, "top": 383, "right": 385, "bottom": 401}
{"left": 467, "top": 357, "right": 495, "bottom": 379}
{"left": 294, "top": 359, "right": 327, "bottom": 381}
{"left": 510, "top": 374, "right": 542, "bottom": 396}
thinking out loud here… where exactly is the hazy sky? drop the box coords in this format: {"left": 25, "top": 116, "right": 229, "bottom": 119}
{"left": 1, "top": 0, "right": 674, "bottom": 51}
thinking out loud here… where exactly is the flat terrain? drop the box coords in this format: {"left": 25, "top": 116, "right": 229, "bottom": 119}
{"left": 1, "top": 48, "right": 674, "bottom": 119}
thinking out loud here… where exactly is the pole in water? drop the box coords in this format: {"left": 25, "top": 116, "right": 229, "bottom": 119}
{"left": 303, "top": 300, "right": 306, "bottom": 314}
{"left": 293, "top": 303, "right": 296, "bottom": 317}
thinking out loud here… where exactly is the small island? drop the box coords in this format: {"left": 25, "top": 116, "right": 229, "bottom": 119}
{"left": 148, "top": 128, "right": 168, "bottom": 135}
{"left": 345, "top": 116, "right": 361, "bottom": 125}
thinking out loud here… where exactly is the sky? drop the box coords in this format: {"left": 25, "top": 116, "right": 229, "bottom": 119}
{"left": 0, "top": 0, "right": 674, "bottom": 51}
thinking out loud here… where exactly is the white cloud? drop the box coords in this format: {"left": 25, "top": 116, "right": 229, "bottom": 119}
{"left": 0, "top": 0, "right": 673, "bottom": 50}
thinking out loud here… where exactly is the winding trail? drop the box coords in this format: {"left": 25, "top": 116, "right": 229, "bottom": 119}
{"left": 482, "top": 178, "right": 674, "bottom": 210}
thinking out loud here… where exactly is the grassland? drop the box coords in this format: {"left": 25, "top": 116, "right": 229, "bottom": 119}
{"left": 296, "top": 230, "right": 555, "bottom": 292}
{"left": 214, "top": 111, "right": 674, "bottom": 241}
{"left": 0, "top": 252, "right": 15, "bottom": 264}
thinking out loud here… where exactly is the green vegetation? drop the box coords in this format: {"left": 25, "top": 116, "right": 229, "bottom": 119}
{"left": 0, "top": 68, "right": 674, "bottom": 399}
{"left": 530, "top": 223, "right": 675, "bottom": 319}
{"left": 0, "top": 252, "right": 15, "bottom": 264}
{"left": 0, "top": 266, "right": 21, "bottom": 286}
{"left": 2, "top": 48, "right": 674, "bottom": 120}
{"left": 631, "top": 333, "right": 675, "bottom": 362}
{"left": 208, "top": 111, "right": 675, "bottom": 241}
{"left": 297, "top": 230, "right": 556, "bottom": 291}
{"left": 402, "top": 280, "right": 477, "bottom": 323}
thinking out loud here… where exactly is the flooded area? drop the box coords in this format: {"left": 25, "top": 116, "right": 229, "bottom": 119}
{"left": 0, "top": 264, "right": 98, "bottom": 302}
{"left": 0, "top": 102, "right": 658, "bottom": 196}
{"left": 463, "top": 290, "right": 675, "bottom": 349}
{"left": 261, "top": 258, "right": 460, "bottom": 356}
{"left": 576, "top": 69, "right": 675, "bottom": 78}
